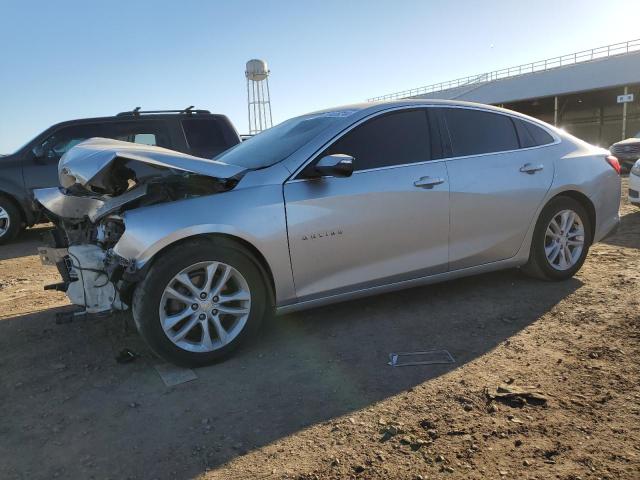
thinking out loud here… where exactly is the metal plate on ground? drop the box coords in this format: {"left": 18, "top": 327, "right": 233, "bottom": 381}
{"left": 154, "top": 363, "right": 198, "bottom": 386}
{"left": 388, "top": 350, "right": 455, "bottom": 367}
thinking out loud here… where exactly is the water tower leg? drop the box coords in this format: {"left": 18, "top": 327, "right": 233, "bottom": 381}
{"left": 246, "top": 79, "right": 252, "bottom": 135}
{"left": 262, "top": 81, "right": 268, "bottom": 128}
{"left": 251, "top": 81, "right": 258, "bottom": 134}
{"left": 258, "top": 81, "right": 265, "bottom": 130}
{"left": 256, "top": 80, "right": 263, "bottom": 132}
{"left": 266, "top": 77, "right": 273, "bottom": 127}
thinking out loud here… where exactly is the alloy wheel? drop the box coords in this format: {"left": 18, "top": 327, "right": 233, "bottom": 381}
{"left": 159, "top": 261, "right": 251, "bottom": 352}
{"left": 544, "top": 209, "right": 585, "bottom": 271}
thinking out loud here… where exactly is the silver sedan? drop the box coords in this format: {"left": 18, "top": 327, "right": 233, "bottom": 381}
{"left": 36, "top": 100, "right": 621, "bottom": 366}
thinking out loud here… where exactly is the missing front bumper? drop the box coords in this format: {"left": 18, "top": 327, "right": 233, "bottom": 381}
{"left": 39, "top": 245, "right": 128, "bottom": 313}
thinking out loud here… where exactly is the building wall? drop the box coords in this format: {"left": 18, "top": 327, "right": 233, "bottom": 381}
{"left": 502, "top": 84, "right": 640, "bottom": 147}
{"left": 412, "top": 51, "right": 640, "bottom": 105}
{"left": 411, "top": 51, "right": 640, "bottom": 147}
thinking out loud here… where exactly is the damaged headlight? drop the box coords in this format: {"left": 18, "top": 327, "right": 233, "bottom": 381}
{"left": 95, "top": 216, "right": 125, "bottom": 247}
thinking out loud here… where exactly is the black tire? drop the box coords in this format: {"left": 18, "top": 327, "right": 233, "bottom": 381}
{"left": 522, "top": 196, "right": 592, "bottom": 281}
{"left": 0, "top": 196, "right": 22, "bottom": 245}
{"left": 132, "top": 237, "right": 268, "bottom": 367}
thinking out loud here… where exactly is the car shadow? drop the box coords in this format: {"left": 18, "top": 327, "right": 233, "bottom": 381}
{"left": 600, "top": 209, "right": 640, "bottom": 250}
{"left": 0, "top": 268, "right": 581, "bottom": 480}
{"left": 0, "top": 224, "right": 52, "bottom": 261}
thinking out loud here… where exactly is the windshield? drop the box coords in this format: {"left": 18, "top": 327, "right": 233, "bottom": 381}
{"left": 214, "top": 110, "right": 357, "bottom": 169}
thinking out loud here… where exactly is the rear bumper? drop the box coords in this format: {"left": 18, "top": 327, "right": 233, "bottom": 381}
{"left": 629, "top": 173, "right": 640, "bottom": 205}
{"left": 599, "top": 220, "right": 619, "bottom": 242}
{"left": 590, "top": 167, "right": 621, "bottom": 244}
{"left": 595, "top": 214, "right": 620, "bottom": 243}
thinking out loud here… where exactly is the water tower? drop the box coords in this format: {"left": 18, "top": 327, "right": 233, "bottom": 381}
{"left": 245, "top": 59, "right": 273, "bottom": 134}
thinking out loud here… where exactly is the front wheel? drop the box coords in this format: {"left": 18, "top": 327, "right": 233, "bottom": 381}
{"left": 132, "top": 238, "right": 268, "bottom": 367}
{"left": 523, "top": 197, "right": 592, "bottom": 281}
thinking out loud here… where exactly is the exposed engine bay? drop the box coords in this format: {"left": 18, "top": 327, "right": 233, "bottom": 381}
{"left": 35, "top": 138, "right": 246, "bottom": 314}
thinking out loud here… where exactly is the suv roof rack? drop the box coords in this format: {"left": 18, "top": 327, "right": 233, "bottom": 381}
{"left": 116, "top": 106, "right": 212, "bottom": 117}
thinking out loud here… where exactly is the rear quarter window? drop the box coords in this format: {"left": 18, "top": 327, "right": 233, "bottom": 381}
{"left": 513, "top": 118, "right": 554, "bottom": 148}
{"left": 182, "top": 118, "right": 236, "bottom": 158}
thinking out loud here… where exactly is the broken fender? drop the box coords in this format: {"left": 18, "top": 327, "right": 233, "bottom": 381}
{"left": 33, "top": 187, "right": 105, "bottom": 220}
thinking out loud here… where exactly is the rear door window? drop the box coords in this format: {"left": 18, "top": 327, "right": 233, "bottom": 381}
{"left": 110, "top": 121, "right": 170, "bottom": 147}
{"left": 182, "top": 118, "right": 231, "bottom": 158}
{"left": 323, "top": 109, "right": 432, "bottom": 171}
{"left": 442, "top": 108, "right": 519, "bottom": 157}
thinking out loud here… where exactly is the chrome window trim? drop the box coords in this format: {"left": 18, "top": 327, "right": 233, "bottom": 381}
{"left": 286, "top": 157, "right": 447, "bottom": 183}
{"left": 286, "top": 103, "right": 561, "bottom": 183}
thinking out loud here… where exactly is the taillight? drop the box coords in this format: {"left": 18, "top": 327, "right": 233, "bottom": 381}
{"left": 606, "top": 155, "right": 621, "bottom": 174}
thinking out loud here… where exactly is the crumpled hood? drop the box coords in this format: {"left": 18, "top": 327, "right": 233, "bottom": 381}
{"left": 59, "top": 137, "right": 247, "bottom": 192}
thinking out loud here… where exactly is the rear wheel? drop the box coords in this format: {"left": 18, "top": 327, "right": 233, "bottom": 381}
{"left": 0, "top": 196, "right": 22, "bottom": 245}
{"left": 523, "top": 197, "right": 592, "bottom": 281}
{"left": 132, "top": 238, "right": 267, "bottom": 367}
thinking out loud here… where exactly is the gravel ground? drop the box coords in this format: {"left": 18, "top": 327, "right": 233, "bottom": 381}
{"left": 0, "top": 178, "right": 638, "bottom": 480}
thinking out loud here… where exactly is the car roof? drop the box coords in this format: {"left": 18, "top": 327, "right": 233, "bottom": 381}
{"left": 307, "top": 98, "right": 513, "bottom": 115}
{"left": 47, "top": 112, "right": 232, "bottom": 131}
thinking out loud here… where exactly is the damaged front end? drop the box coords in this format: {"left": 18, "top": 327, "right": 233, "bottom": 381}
{"left": 36, "top": 138, "right": 246, "bottom": 314}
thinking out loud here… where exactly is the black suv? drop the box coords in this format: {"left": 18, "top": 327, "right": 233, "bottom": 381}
{"left": 0, "top": 107, "right": 240, "bottom": 243}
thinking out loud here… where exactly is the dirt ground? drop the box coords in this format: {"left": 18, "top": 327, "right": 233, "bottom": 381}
{"left": 1, "top": 179, "right": 638, "bottom": 480}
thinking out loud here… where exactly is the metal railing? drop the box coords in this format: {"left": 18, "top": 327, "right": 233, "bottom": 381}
{"left": 368, "top": 38, "right": 640, "bottom": 102}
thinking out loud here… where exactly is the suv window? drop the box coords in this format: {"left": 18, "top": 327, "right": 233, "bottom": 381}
{"left": 41, "top": 124, "right": 108, "bottom": 161}
{"left": 110, "top": 121, "right": 170, "bottom": 147}
{"left": 39, "top": 121, "right": 170, "bottom": 161}
{"left": 324, "top": 109, "right": 431, "bottom": 171}
{"left": 442, "top": 108, "right": 519, "bottom": 157}
{"left": 182, "top": 118, "right": 229, "bottom": 158}
{"left": 513, "top": 118, "right": 554, "bottom": 147}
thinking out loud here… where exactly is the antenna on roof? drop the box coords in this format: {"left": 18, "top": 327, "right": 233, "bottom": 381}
{"left": 185, "top": 105, "right": 194, "bottom": 112}
{"left": 133, "top": 106, "right": 141, "bottom": 115}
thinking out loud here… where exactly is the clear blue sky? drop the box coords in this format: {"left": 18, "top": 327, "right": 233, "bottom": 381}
{"left": 0, "top": 0, "right": 637, "bottom": 152}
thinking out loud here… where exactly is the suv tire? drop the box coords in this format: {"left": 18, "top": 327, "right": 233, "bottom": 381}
{"left": 0, "top": 196, "right": 22, "bottom": 244}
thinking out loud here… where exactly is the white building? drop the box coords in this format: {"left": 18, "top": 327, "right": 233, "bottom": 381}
{"left": 370, "top": 39, "right": 640, "bottom": 147}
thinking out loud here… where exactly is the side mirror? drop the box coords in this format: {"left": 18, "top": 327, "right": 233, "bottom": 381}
{"left": 310, "top": 154, "right": 354, "bottom": 178}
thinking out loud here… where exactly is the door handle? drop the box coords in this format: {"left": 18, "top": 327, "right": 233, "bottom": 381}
{"left": 519, "top": 163, "right": 544, "bottom": 174}
{"left": 413, "top": 176, "right": 445, "bottom": 188}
